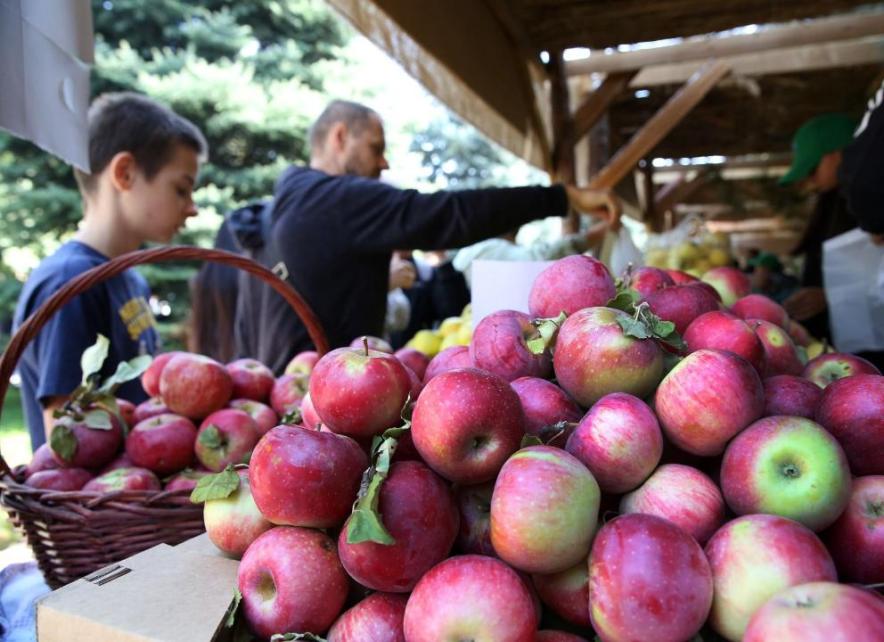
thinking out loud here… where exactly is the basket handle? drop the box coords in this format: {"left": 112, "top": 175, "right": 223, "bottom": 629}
{"left": 0, "top": 246, "right": 329, "bottom": 475}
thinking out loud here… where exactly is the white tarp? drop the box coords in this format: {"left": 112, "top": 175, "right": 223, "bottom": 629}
{"left": 0, "top": 0, "right": 93, "bottom": 172}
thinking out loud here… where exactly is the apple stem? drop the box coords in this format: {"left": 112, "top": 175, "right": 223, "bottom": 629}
{"left": 362, "top": 336, "right": 369, "bottom": 356}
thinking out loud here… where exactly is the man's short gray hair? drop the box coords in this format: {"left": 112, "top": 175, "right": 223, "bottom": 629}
{"left": 309, "top": 100, "right": 378, "bottom": 150}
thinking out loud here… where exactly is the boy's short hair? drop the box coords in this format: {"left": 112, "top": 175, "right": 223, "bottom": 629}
{"left": 309, "top": 100, "right": 378, "bottom": 151}
{"left": 74, "top": 92, "right": 208, "bottom": 193}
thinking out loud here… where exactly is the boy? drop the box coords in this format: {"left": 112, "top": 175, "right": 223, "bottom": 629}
{"left": 13, "top": 92, "right": 207, "bottom": 450}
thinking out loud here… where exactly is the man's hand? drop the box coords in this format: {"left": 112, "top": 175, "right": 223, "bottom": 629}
{"left": 564, "top": 185, "right": 622, "bottom": 229}
{"left": 783, "top": 287, "right": 827, "bottom": 321}
{"left": 389, "top": 254, "right": 416, "bottom": 291}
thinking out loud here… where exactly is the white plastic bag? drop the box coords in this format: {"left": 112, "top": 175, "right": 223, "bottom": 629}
{"left": 822, "top": 228, "right": 884, "bottom": 352}
{"left": 603, "top": 226, "right": 644, "bottom": 277}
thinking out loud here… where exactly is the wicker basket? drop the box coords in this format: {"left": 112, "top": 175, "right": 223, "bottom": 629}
{"left": 0, "top": 246, "right": 328, "bottom": 588}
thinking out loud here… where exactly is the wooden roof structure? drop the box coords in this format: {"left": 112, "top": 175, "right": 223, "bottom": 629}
{"left": 327, "top": 0, "right": 884, "bottom": 234}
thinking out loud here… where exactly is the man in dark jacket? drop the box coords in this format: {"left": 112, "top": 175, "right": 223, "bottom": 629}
{"left": 237, "top": 100, "right": 620, "bottom": 373}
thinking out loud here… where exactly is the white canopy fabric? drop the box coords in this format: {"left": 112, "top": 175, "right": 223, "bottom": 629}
{"left": 0, "top": 0, "right": 93, "bottom": 172}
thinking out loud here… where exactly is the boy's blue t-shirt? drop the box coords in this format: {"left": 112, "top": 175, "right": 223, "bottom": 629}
{"left": 12, "top": 241, "right": 158, "bottom": 450}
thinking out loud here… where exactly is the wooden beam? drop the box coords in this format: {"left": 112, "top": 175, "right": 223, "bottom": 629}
{"left": 571, "top": 71, "right": 637, "bottom": 144}
{"left": 565, "top": 9, "right": 884, "bottom": 76}
{"left": 654, "top": 168, "right": 712, "bottom": 214}
{"left": 640, "top": 159, "right": 658, "bottom": 229}
{"left": 589, "top": 61, "right": 730, "bottom": 190}
{"left": 548, "top": 50, "right": 579, "bottom": 234}
{"left": 630, "top": 36, "right": 884, "bottom": 87}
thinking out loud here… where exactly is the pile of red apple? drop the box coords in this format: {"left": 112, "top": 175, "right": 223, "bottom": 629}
{"left": 20, "top": 347, "right": 323, "bottom": 497}
{"left": 28, "top": 256, "right": 884, "bottom": 641}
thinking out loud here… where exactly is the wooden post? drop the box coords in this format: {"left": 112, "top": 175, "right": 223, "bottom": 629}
{"left": 572, "top": 71, "right": 637, "bottom": 145}
{"left": 548, "top": 50, "right": 578, "bottom": 233}
{"left": 640, "top": 159, "right": 656, "bottom": 226}
{"left": 589, "top": 61, "right": 730, "bottom": 190}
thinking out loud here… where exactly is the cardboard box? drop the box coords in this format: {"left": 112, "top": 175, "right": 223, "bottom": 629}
{"left": 36, "top": 535, "right": 240, "bottom": 642}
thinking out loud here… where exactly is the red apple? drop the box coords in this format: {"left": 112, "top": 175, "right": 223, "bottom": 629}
{"left": 510, "top": 377, "right": 582, "bottom": 447}
{"left": 490, "top": 446, "right": 600, "bottom": 574}
{"left": 815, "top": 374, "right": 884, "bottom": 475}
{"left": 125, "top": 413, "right": 197, "bottom": 475}
{"left": 82, "top": 466, "right": 161, "bottom": 492}
{"left": 536, "top": 632, "right": 589, "bottom": 642}
{"left": 750, "top": 318, "right": 804, "bottom": 376}
{"left": 25, "top": 443, "right": 60, "bottom": 477}
{"left": 327, "top": 592, "right": 408, "bottom": 642}
{"left": 786, "top": 319, "right": 814, "bottom": 347}
{"left": 532, "top": 557, "right": 590, "bottom": 627}
{"left": 731, "top": 293, "right": 789, "bottom": 328}
{"left": 645, "top": 284, "right": 720, "bottom": 335}
{"left": 164, "top": 468, "right": 210, "bottom": 492}
{"left": 825, "top": 475, "right": 884, "bottom": 583}
{"left": 655, "top": 349, "right": 764, "bottom": 456}
{"left": 228, "top": 398, "right": 278, "bottom": 436}
{"left": 422, "top": 346, "right": 472, "bottom": 384}
{"left": 403, "top": 555, "right": 536, "bottom": 642}
{"left": 802, "top": 352, "right": 881, "bottom": 388}
{"left": 628, "top": 266, "right": 674, "bottom": 299}
{"left": 249, "top": 424, "right": 367, "bottom": 527}
{"left": 237, "top": 526, "right": 348, "bottom": 639}
{"left": 565, "top": 392, "right": 662, "bottom": 494}
{"left": 411, "top": 368, "right": 524, "bottom": 484}
{"left": 204, "top": 469, "right": 273, "bottom": 557}
{"left": 298, "top": 392, "right": 320, "bottom": 429}
{"left": 684, "top": 310, "right": 766, "bottom": 375}
{"left": 743, "top": 582, "right": 884, "bottom": 642}
{"left": 310, "top": 347, "right": 411, "bottom": 438}
{"left": 141, "top": 351, "right": 183, "bottom": 398}
{"left": 554, "top": 307, "right": 664, "bottom": 407}
{"left": 454, "top": 482, "right": 496, "bottom": 556}
{"left": 619, "top": 463, "right": 725, "bottom": 545}
{"left": 338, "top": 461, "right": 459, "bottom": 592}
{"left": 529, "top": 255, "right": 616, "bottom": 318}
{"left": 703, "top": 266, "right": 751, "bottom": 307}
{"left": 665, "top": 269, "right": 699, "bottom": 284}
{"left": 115, "top": 398, "right": 136, "bottom": 428}
{"left": 194, "top": 409, "right": 259, "bottom": 472}
{"left": 24, "top": 468, "right": 92, "bottom": 491}
{"left": 99, "top": 452, "right": 135, "bottom": 474}
{"left": 394, "top": 347, "right": 430, "bottom": 381}
{"left": 350, "top": 335, "right": 394, "bottom": 353}
{"left": 159, "top": 353, "right": 233, "bottom": 419}
{"left": 763, "top": 375, "right": 823, "bottom": 418}
{"left": 284, "top": 350, "right": 320, "bottom": 376}
{"left": 721, "top": 416, "right": 852, "bottom": 531}
{"left": 49, "top": 409, "right": 123, "bottom": 470}
{"left": 269, "top": 373, "right": 308, "bottom": 416}
{"left": 226, "top": 358, "right": 274, "bottom": 402}
{"left": 705, "top": 514, "right": 837, "bottom": 640}
{"left": 133, "top": 397, "right": 170, "bottom": 423}
{"left": 589, "top": 514, "right": 713, "bottom": 642}
{"left": 469, "top": 310, "right": 552, "bottom": 382}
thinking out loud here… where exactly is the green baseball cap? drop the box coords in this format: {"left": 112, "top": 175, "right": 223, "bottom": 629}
{"left": 779, "top": 113, "right": 857, "bottom": 185}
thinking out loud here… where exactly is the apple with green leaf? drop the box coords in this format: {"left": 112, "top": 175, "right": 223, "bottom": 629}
{"left": 194, "top": 409, "right": 259, "bottom": 472}
{"left": 194, "top": 467, "right": 272, "bottom": 558}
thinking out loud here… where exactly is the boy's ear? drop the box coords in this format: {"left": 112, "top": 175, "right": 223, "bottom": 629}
{"left": 107, "top": 151, "right": 138, "bottom": 192}
{"left": 330, "top": 122, "right": 348, "bottom": 152}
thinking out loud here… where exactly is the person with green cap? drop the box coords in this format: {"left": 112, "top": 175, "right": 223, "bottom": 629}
{"left": 779, "top": 113, "right": 858, "bottom": 341}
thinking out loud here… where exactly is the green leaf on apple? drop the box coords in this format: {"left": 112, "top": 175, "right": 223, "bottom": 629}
{"left": 49, "top": 423, "right": 77, "bottom": 463}
{"left": 606, "top": 288, "right": 640, "bottom": 313}
{"left": 225, "top": 588, "right": 242, "bottom": 628}
{"left": 520, "top": 434, "right": 543, "bottom": 448}
{"left": 82, "top": 408, "right": 113, "bottom": 430}
{"left": 528, "top": 311, "right": 568, "bottom": 355}
{"left": 346, "top": 423, "right": 410, "bottom": 546}
{"left": 80, "top": 334, "right": 110, "bottom": 385}
{"left": 190, "top": 466, "right": 240, "bottom": 503}
{"left": 280, "top": 407, "right": 303, "bottom": 425}
{"left": 199, "top": 425, "right": 224, "bottom": 449}
{"left": 98, "top": 354, "right": 152, "bottom": 393}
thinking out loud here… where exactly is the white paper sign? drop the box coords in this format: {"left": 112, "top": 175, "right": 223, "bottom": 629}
{"left": 0, "top": 0, "right": 93, "bottom": 172}
{"left": 822, "top": 228, "right": 884, "bottom": 353}
{"left": 470, "top": 259, "right": 553, "bottom": 327}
